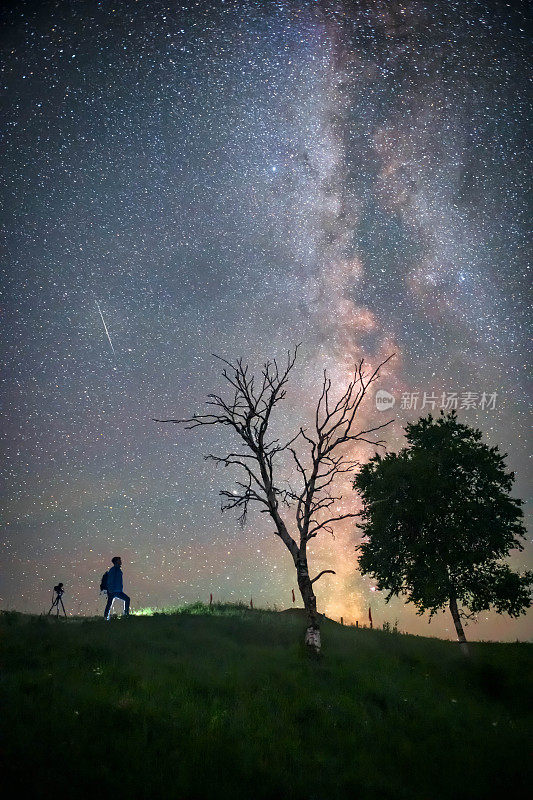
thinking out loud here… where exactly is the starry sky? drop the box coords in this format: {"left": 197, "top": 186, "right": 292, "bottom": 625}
{"left": 1, "top": 0, "right": 531, "bottom": 640}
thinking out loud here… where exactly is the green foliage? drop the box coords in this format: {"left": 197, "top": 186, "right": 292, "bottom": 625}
{"left": 0, "top": 609, "right": 531, "bottom": 800}
{"left": 355, "top": 411, "right": 532, "bottom": 619}
{"left": 132, "top": 601, "right": 256, "bottom": 617}
{"left": 382, "top": 619, "right": 400, "bottom": 634}
{"left": 0, "top": 610, "right": 20, "bottom": 626}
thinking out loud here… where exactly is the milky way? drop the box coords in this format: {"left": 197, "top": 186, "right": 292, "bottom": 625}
{"left": 1, "top": 0, "right": 531, "bottom": 640}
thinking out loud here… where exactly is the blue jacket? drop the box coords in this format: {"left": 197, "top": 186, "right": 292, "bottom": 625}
{"left": 107, "top": 565, "right": 123, "bottom": 593}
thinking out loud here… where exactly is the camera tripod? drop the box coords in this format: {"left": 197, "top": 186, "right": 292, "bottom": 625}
{"left": 48, "top": 588, "right": 67, "bottom": 617}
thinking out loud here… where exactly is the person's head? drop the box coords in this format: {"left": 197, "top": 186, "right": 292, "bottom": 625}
{"left": 112, "top": 556, "right": 122, "bottom": 567}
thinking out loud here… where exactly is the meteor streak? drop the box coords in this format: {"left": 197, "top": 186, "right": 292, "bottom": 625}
{"left": 95, "top": 300, "right": 116, "bottom": 357}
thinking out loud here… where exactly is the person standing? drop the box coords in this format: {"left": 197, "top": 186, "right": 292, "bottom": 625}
{"left": 103, "top": 556, "right": 130, "bottom": 619}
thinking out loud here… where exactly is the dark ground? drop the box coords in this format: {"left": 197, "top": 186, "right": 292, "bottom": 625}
{"left": 1, "top": 604, "right": 531, "bottom": 800}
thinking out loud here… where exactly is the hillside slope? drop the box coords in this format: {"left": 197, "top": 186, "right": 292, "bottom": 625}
{"left": 1, "top": 605, "right": 531, "bottom": 800}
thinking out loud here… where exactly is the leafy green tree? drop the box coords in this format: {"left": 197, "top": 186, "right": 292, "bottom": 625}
{"left": 354, "top": 411, "right": 532, "bottom": 650}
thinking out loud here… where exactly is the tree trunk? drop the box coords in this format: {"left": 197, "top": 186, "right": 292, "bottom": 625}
{"left": 449, "top": 595, "right": 469, "bottom": 656}
{"left": 297, "top": 557, "right": 321, "bottom": 654}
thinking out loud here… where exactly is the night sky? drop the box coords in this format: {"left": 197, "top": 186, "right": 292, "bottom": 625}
{"left": 1, "top": 0, "right": 531, "bottom": 641}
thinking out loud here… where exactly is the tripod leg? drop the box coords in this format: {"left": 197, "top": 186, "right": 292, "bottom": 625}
{"left": 60, "top": 598, "right": 66, "bottom": 617}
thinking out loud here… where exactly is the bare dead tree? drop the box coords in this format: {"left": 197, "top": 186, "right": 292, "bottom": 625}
{"left": 154, "top": 345, "right": 394, "bottom": 653}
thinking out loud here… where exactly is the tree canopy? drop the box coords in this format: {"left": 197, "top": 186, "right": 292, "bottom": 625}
{"left": 354, "top": 411, "right": 532, "bottom": 641}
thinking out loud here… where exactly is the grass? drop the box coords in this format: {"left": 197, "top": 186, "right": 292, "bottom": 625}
{"left": 1, "top": 604, "right": 531, "bottom": 800}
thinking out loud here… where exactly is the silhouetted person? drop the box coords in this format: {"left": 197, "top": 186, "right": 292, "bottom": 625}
{"left": 103, "top": 557, "right": 130, "bottom": 619}
{"left": 48, "top": 583, "right": 66, "bottom": 617}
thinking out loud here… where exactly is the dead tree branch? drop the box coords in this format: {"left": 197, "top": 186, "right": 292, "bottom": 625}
{"left": 154, "top": 346, "right": 394, "bottom": 652}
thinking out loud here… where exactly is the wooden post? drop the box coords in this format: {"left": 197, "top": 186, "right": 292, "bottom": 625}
{"left": 341, "top": 616, "right": 344, "bottom": 625}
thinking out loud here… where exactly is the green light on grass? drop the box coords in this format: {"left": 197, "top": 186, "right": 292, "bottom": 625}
{"left": 131, "top": 602, "right": 258, "bottom": 618}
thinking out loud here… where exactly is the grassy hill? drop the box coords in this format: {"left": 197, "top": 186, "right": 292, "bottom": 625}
{"left": 1, "top": 604, "right": 531, "bottom": 800}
